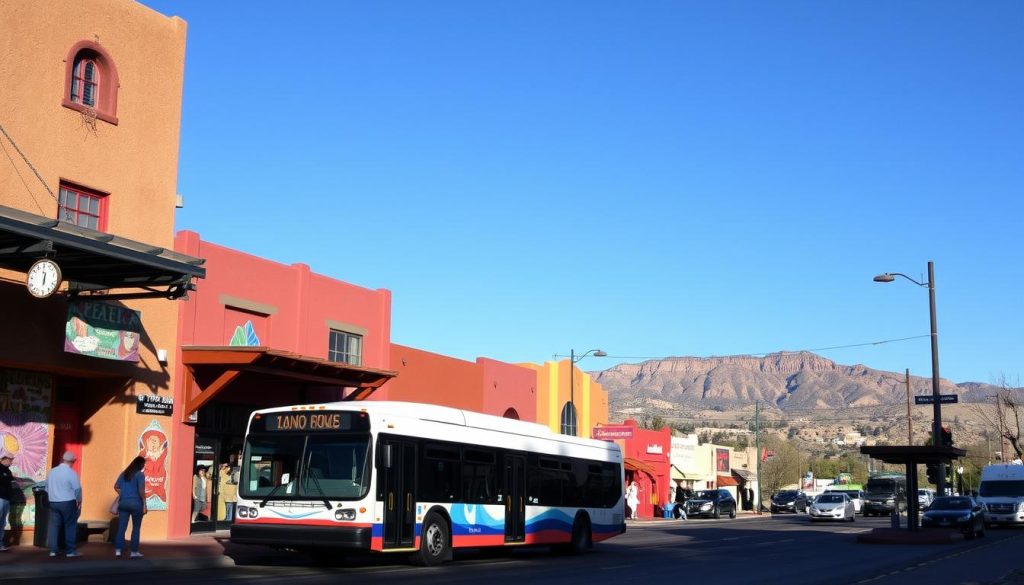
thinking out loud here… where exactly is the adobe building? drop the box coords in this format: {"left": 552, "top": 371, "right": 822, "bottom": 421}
{"left": 618, "top": 420, "right": 671, "bottom": 519}
{"left": 383, "top": 345, "right": 538, "bottom": 420}
{"left": 0, "top": 1, "right": 203, "bottom": 544}
{"left": 519, "top": 360, "right": 609, "bottom": 437}
{"left": 170, "top": 233, "right": 396, "bottom": 537}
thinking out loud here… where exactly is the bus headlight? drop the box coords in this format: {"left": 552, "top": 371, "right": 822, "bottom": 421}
{"left": 238, "top": 507, "right": 249, "bottom": 518}
{"left": 335, "top": 508, "right": 356, "bottom": 521}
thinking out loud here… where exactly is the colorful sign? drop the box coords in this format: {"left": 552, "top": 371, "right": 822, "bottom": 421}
{"left": 137, "top": 420, "right": 169, "bottom": 510}
{"left": 593, "top": 425, "right": 634, "bottom": 440}
{"left": 65, "top": 301, "right": 142, "bottom": 361}
{"left": 0, "top": 369, "right": 54, "bottom": 529}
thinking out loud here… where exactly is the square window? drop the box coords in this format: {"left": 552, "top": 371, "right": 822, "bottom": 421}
{"left": 57, "top": 182, "right": 107, "bottom": 231}
{"left": 328, "top": 329, "right": 362, "bottom": 366}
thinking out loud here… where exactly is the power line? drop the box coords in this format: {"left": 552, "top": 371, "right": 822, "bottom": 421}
{"left": 600, "top": 334, "right": 931, "bottom": 362}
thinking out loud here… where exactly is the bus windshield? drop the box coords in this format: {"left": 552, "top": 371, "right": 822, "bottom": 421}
{"left": 241, "top": 433, "right": 371, "bottom": 501}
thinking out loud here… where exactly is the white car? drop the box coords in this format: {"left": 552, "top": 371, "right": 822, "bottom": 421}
{"left": 809, "top": 493, "right": 856, "bottom": 522}
{"left": 826, "top": 489, "right": 863, "bottom": 514}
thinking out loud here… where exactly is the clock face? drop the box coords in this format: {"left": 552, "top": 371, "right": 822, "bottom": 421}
{"left": 26, "top": 259, "right": 62, "bottom": 298}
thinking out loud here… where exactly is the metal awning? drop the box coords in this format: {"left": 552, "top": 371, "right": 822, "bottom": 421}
{"left": 732, "top": 468, "right": 755, "bottom": 482}
{"left": 717, "top": 474, "right": 739, "bottom": 487}
{"left": 0, "top": 204, "right": 205, "bottom": 299}
{"left": 671, "top": 464, "right": 702, "bottom": 481}
{"left": 860, "top": 445, "right": 965, "bottom": 465}
{"left": 180, "top": 346, "right": 398, "bottom": 422}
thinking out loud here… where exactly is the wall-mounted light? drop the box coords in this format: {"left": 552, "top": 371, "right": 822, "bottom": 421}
{"left": 156, "top": 348, "right": 168, "bottom": 364}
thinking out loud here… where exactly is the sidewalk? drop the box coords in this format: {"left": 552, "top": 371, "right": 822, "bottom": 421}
{"left": 0, "top": 531, "right": 236, "bottom": 580}
{"left": 626, "top": 510, "right": 766, "bottom": 525}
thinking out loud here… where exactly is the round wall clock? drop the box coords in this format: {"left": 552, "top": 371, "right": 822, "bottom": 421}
{"left": 26, "top": 258, "right": 62, "bottom": 298}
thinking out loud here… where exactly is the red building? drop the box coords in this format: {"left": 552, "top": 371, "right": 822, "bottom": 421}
{"left": 170, "top": 232, "right": 396, "bottom": 537}
{"left": 619, "top": 420, "right": 671, "bottom": 519}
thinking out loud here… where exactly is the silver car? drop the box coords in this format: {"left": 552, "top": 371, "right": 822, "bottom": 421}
{"left": 809, "top": 493, "right": 856, "bottom": 522}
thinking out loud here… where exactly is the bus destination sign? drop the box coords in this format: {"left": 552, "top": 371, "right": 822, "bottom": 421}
{"left": 267, "top": 412, "right": 345, "bottom": 432}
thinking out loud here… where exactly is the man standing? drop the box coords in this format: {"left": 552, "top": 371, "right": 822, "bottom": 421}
{"left": 0, "top": 455, "right": 14, "bottom": 551}
{"left": 46, "top": 451, "right": 83, "bottom": 558}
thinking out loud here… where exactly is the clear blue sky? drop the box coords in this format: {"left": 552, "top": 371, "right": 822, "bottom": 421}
{"left": 146, "top": 1, "right": 1022, "bottom": 385}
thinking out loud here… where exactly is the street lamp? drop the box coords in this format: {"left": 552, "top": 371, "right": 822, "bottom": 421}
{"left": 874, "top": 260, "right": 945, "bottom": 495}
{"left": 568, "top": 349, "right": 607, "bottom": 436}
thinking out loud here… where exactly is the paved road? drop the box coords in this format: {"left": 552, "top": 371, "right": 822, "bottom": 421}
{"left": 21, "top": 515, "right": 1024, "bottom": 585}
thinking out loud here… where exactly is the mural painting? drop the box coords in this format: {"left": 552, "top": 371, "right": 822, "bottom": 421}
{"left": 0, "top": 369, "right": 53, "bottom": 530}
{"left": 138, "top": 420, "right": 170, "bottom": 510}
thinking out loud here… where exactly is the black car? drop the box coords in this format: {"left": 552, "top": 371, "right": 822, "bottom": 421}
{"left": 770, "top": 490, "right": 807, "bottom": 514}
{"left": 684, "top": 489, "right": 737, "bottom": 519}
{"left": 921, "top": 496, "right": 986, "bottom": 539}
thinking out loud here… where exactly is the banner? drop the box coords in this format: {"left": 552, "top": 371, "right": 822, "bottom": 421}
{"left": 65, "top": 301, "right": 142, "bottom": 361}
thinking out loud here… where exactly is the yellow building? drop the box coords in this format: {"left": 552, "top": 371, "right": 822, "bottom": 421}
{"left": 520, "top": 360, "right": 609, "bottom": 437}
{"left": 0, "top": 0, "right": 202, "bottom": 543}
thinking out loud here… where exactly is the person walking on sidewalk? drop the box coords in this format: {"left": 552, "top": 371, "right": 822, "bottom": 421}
{"left": 626, "top": 481, "right": 640, "bottom": 520}
{"left": 0, "top": 455, "right": 14, "bottom": 551}
{"left": 113, "top": 456, "right": 147, "bottom": 558}
{"left": 46, "top": 451, "right": 83, "bottom": 558}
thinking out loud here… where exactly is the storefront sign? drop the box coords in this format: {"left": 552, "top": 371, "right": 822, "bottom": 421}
{"left": 136, "top": 394, "right": 173, "bottom": 416}
{"left": 64, "top": 301, "right": 142, "bottom": 362}
{"left": 646, "top": 443, "right": 664, "bottom": 455}
{"left": 593, "top": 425, "right": 634, "bottom": 440}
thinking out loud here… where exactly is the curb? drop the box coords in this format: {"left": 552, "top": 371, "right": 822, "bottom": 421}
{"left": 1, "top": 554, "right": 234, "bottom": 581}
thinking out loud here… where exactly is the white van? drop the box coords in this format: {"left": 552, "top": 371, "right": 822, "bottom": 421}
{"left": 978, "top": 464, "right": 1024, "bottom": 525}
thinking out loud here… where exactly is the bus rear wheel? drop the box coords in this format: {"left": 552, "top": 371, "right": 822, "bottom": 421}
{"left": 559, "top": 514, "right": 592, "bottom": 554}
{"left": 412, "top": 512, "right": 450, "bottom": 567}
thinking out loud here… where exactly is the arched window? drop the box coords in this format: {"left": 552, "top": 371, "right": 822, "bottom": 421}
{"left": 70, "top": 56, "right": 99, "bottom": 107}
{"left": 63, "top": 41, "right": 119, "bottom": 125}
{"left": 502, "top": 408, "right": 519, "bottom": 420}
{"left": 559, "top": 402, "right": 577, "bottom": 436}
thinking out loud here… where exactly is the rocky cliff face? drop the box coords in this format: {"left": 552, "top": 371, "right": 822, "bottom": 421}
{"left": 593, "top": 351, "right": 994, "bottom": 411}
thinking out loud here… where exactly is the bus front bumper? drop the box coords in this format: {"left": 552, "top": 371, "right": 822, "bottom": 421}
{"left": 230, "top": 523, "right": 372, "bottom": 550}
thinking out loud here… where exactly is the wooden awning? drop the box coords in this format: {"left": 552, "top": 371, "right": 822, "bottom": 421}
{"left": 180, "top": 346, "right": 397, "bottom": 422}
{"left": 624, "top": 457, "right": 657, "bottom": 475}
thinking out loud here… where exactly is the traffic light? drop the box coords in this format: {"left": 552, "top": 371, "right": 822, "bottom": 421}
{"left": 926, "top": 463, "right": 939, "bottom": 485}
{"left": 941, "top": 425, "right": 953, "bottom": 447}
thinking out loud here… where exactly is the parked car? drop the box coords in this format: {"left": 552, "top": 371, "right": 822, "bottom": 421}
{"left": 770, "top": 490, "right": 808, "bottom": 514}
{"left": 808, "top": 493, "right": 856, "bottom": 522}
{"left": 825, "top": 489, "right": 864, "bottom": 514}
{"left": 918, "top": 488, "right": 936, "bottom": 510}
{"left": 684, "top": 489, "right": 737, "bottom": 519}
{"left": 921, "top": 496, "right": 986, "bottom": 538}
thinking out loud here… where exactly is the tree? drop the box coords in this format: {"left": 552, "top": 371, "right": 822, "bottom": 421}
{"left": 968, "top": 374, "right": 1024, "bottom": 460}
{"left": 758, "top": 435, "right": 806, "bottom": 504}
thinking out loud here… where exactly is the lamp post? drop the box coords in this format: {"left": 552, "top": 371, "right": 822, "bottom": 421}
{"left": 568, "top": 348, "right": 607, "bottom": 436}
{"left": 874, "top": 261, "right": 945, "bottom": 495}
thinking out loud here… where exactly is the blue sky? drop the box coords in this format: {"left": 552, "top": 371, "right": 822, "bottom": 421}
{"left": 146, "top": 1, "right": 1022, "bottom": 385}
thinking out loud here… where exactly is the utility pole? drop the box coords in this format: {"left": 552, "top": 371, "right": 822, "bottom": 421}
{"left": 755, "top": 401, "right": 762, "bottom": 514}
{"left": 905, "top": 369, "right": 913, "bottom": 445}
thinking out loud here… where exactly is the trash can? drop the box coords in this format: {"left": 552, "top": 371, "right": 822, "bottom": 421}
{"left": 663, "top": 503, "right": 675, "bottom": 519}
{"left": 32, "top": 485, "right": 48, "bottom": 548}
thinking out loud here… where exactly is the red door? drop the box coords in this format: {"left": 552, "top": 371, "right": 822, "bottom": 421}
{"left": 52, "top": 404, "right": 82, "bottom": 470}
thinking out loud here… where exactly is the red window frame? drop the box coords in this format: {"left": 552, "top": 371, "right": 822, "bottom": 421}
{"left": 58, "top": 182, "right": 108, "bottom": 231}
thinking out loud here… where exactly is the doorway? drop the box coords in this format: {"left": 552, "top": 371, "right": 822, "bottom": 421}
{"left": 503, "top": 454, "right": 525, "bottom": 543}
{"left": 379, "top": 437, "right": 416, "bottom": 549}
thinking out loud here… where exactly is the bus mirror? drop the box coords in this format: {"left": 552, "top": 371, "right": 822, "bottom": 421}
{"left": 384, "top": 445, "right": 393, "bottom": 468}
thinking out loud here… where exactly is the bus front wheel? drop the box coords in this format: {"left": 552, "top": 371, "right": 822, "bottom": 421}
{"left": 413, "top": 512, "right": 450, "bottom": 567}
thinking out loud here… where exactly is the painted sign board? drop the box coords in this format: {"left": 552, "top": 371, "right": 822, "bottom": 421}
{"left": 593, "top": 425, "right": 634, "bottom": 440}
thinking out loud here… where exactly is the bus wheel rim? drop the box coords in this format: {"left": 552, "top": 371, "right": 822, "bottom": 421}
{"left": 426, "top": 524, "right": 443, "bottom": 556}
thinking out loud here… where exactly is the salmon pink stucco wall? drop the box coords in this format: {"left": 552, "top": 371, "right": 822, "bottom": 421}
{"left": 169, "top": 231, "right": 391, "bottom": 537}
{"left": 382, "top": 345, "right": 537, "bottom": 420}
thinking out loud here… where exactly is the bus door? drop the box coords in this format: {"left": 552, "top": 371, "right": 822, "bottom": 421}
{"left": 503, "top": 454, "right": 526, "bottom": 542}
{"left": 380, "top": 438, "right": 416, "bottom": 548}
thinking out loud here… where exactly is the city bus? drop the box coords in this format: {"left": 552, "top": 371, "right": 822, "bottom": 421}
{"left": 229, "top": 401, "right": 626, "bottom": 565}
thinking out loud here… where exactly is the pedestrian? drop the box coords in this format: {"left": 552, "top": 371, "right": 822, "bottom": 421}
{"left": 46, "top": 451, "right": 83, "bottom": 557}
{"left": 674, "top": 484, "right": 688, "bottom": 520}
{"left": 113, "top": 456, "right": 147, "bottom": 558}
{"left": 219, "top": 462, "right": 237, "bottom": 521}
{"left": 191, "top": 466, "right": 207, "bottom": 522}
{"left": 626, "top": 480, "right": 640, "bottom": 520}
{"left": 0, "top": 455, "right": 14, "bottom": 551}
